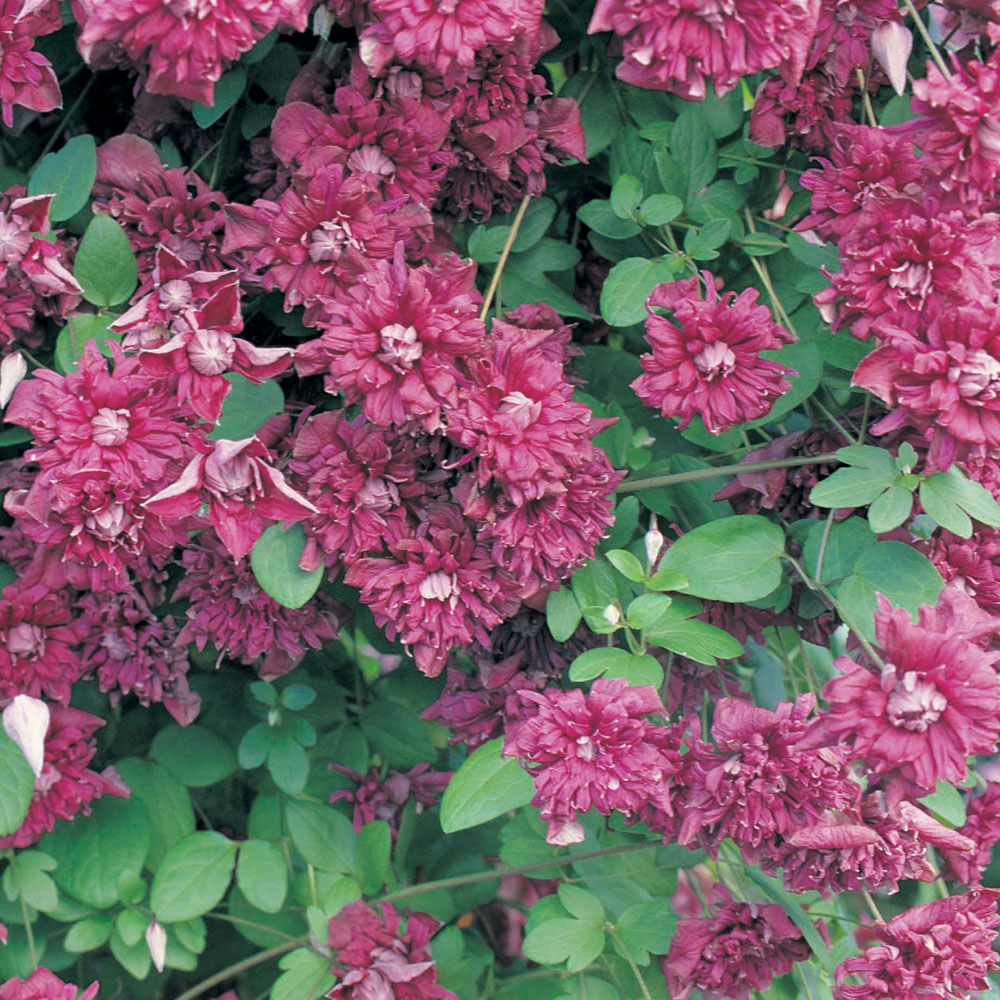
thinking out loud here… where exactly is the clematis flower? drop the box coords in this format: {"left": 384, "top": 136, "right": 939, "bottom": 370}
{"left": 345, "top": 503, "right": 521, "bottom": 676}
{"left": 296, "top": 250, "right": 485, "bottom": 431}
{"left": 0, "top": 968, "right": 99, "bottom": 1000}
{"left": 834, "top": 888, "right": 1000, "bottom": 1000}
{"left": 588, "top": 0, "right": 820, "bottom": 98}
{"left": 327, "top": 901, "right": 457, "bottom": 1000}
{"left": 503, "top": 677, "right": 680, "bottom": 844}
{"left": 815, "top": 594, "right": 1000, "bottom": 792}
{"left": 940, "top": 783, "right": 1000, "bottom": 885}
{"left": 0, "top": 0, "right": 62, "bottom": 128}
{"left": 146, "top": 437, "right": 316, "bottom": 560}
{"left": 631, "top": 274, "right": 795, "bottom": 434}
{"left": 663, "top": 884, "right": 815, "bottom": 1000}
{"left": 0, "top": 705, "right": 129, "bottom": 850}
{"left": 677, "top": 695, "right": 859, "bottom": 859}
{"left": 749, "top": 69, "right": 856, "bottom": 155}
{"left": 74, "top": 0, "right": 312, "bottom": 105}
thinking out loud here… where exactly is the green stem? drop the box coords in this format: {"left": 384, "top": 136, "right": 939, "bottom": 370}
{"left": 479, "top": 194, "right": 532, "bottom": 322}
{"left": 902, "top": 0, "right": 951, "bottom": 77}
{"left": 813, "top": 509, "right": 836, "bottom": 585}
{"left": 205, "top": 912, "right": 302, "bottom": 942}
{"left": 616, "top": 453, "right": 841, "bottom": 494}
{"left": 607, "top": 927, "right": 653, "bottom": 1000}
{"left": 32, "top": 76, "right": 98, "bottom": 168}
{"left": 376, "top": 840, "right": 661, "bottom": 904}
{"left": 860, "top": 887, "right": 885, "bottom": 922}
{"left": 172, "top": 939, "right": 305, "bottom": 1000}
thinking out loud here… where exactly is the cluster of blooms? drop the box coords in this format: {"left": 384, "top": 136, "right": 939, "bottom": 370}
{"left": 0, "top": 968, "right": 98, "bottom": 1000}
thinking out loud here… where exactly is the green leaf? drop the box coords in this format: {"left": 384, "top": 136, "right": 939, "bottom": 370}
{"left": 151, "top": 724, "right": 237, "bottom": 788}
{"left": 786, "top": 231, "right": 841, "bottom": 270}
{"left": 192, "top": 68, "right": 248, "bottom": 127}
{"left": 42, "top": 797, "right": 152, "bottom": 909}
{"left": 617, "top": 901, "right": 677, "bottom": 959}
{"left": 604, "top": 654, "right": 665, "bottom": 686}
{"left": 671, "top": 106, "right": 717, "bottom": 199}
{"left": 251, "top": 522, "right": 323, "bottom": 609}
{"left": 650, "top": 619, "right": 743, "bottom": 665}
{"left": 54, "top": 313, "right": 121, "bottom": 374}
{"left": 600, "top": 256, "right": 677, "bottom": 327}
{"left": 654, "top": 515, "right": 785, "bottom": 602}
{"left": 523, "top": 919, "right": 605, "bottom": 973}
{"left": 64, "top": 915, "right": 113, "bottom": 953}
{"left": 920, "top": 469, "right": 1000, "bottom": 538}
{"left": 559, "top": 884, "right": 604, "bottom": 924}
{"left": 740, "top": 232, "right": 785, "bottom": 257}
{"left": 267, "top": 734, "right": 309, "bottom": 796}
{"left": 111, "top": 927, "right": 152, "bottom": 980}
{"left": 647, "top": 565, "right": 688, "bottom": 592}
{"left": 285, "top": 801, "right": 355, "bottom": 873}
{"left": 28, "top": 134, "right": 97, "bottom": 221}
{"left": 115, "top": 758, "right": 195, "bottom": 871}
{"left": 605, "top": 549, "right": 645, "bottom": 583}
{"left": 116, "top": 908, "right": 148, "bottom": 947}
{"left": 569, "top": 647, "right": 644, "bottom": 682}
{"left": 354, "top": 820, "right": 391, "bottom": 895}
{"left": 919, "top": 780, "right": 966, "bottom": 828}
{"left": 802, "top": 517, "right": 876, "bottom": 584}
{"left": 638, "top": 194, "right": 682, "bottom": 226}
{"left": 867, "top": 484, "right": 915, "bottom": 533}
{"left": 610, "top": 174, "right": 643, "bottom": 219}
{"left": 359, "top": 701, "right": 436, "bottom": 769}
{"left": 440, "top": 739, "right": 535, "bottom": 833}
{"left": 837, "top": 445, "right": 898, "bottom": 473}
{"left": 626, "top": 593, "right": 675, "bottom": 631}
{"left": 0, "top": 727, "right": 33, "bottom": 836}
{"left": 810, "top": 467, "right": 898, "bottom": 508}
{"left": 206, "top": 374, "right": 285, "bottom": 441}
{"left": 3, "top": 851, "right": 58, "bottom": 912}
{"left": 546, "top": 587, "right": 582, "bottom": 642}
{"left": 280, "top": 684, "right": 317, "bottom": 710}
{"left": 236, "top": 839, "right": 287, "bottom": 914}
{"left": 684, "top": 219, "right": 731, "bottom": 261}
{"left": 272, "top": 947, "right": 335, "bottom": 1000}
{"left": 150, "top": 831, "right": 238, "bottom": 923}
{"left": 578, "top": 200, "right": 641, "bottom": 240}
{"left": 74, "top": 214, "right": 139, "bottom": 308}
{"left": 238, "top": 722, "right": 275, "bottom": 770}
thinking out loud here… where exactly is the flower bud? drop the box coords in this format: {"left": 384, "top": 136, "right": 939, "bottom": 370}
{"left": 602, "top": 604, "right": 621, "bottom": 626}
{"left": 0, "top": 353, "right": 27, "bottom": 410}
{"left": 645, "top": 516, "right": 665, "bottom": 567}
{"left": 872, "top": 21, "right": 912, "bottom": 96}
{"left": 2, "top": 694, "right": 50, "bottom": 778}
{"left": 145, "top": 920, "right": 167, "bottom": 973}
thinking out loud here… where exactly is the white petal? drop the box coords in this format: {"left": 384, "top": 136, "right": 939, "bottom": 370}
{"left": 2, "top": 695, "right": 50, "bottom": 778}
{"left": 0, "top": 353, "right": 27, "bottom": 410}
{"left": 145, "top": 920, "right": 167, "bottom": 973}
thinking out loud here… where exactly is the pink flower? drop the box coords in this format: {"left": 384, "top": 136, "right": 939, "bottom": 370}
{"left": 0, "top": 582, "right": 87, "bottom": 706}
{"left": 941, "top": 783, "right": 1000, "bottom": 885}
{"left": 147, "top": 437, "right": 315, "bottom": 560}
{"left": 677, "top": 695, "right": 859, "bottom": 859}
{"left": 361, "top": 0, "right": 543, "bottom": 75}
{"left": 814, "top": 197, "right": 1000, "bottom": 342}
{"left": 296, "top": 251, "right": 485, "bottom": 431}
{"left": 0, "top": 705, "right": 129, "bottom": 850}
{"left": 74, "top": 0, "right": 311, "bottom": 104}
{"left": 808, "top": 0, "right": 903, "bottom": 86}
{"left": 0, "top": 0, "right": 62, "bottom": 128}
{"left": 663, "top": 884, "right": 815, "bottom": 1000}
{"left": 78, "top": 587, "right": 200, "bottom": 726}
{"left": 897, "top": 54, "right": 1000, "bottom": 203}
{"left": 816, "top": 594, "right": 1000, "bottom": 792}
{"left": 631, "top": 274, "right": 795, "bottom": 434}
{"left": 503, "top": 677, "right": 680, "bottom": 844}
{"left": 446, "top": 320, "right": 614, "bottom": 503}
{"left": 287, "top": 410, "right": 422, "bottom": 569}
{"left": 588, "top": 0, "right": 820, "bottom": 98}
{"left": 800, "top": 124, "right": 926, "bottom": 240}
{"left": 925, "top": 529, "right": 1000, "bottom": 618}
{"left": 852, "top": 303, "right": 1000, "bottom": 460}
{"left": 271, "top": 88, "right": 453, "bottom": 206}
{"left": 327, "top": 901, "right": 457, "bottom": 1000}
{"left": 173, "top": 531, "right": 345, "bottom": 679}
{"left": 329, "top": 763, "right": 452, "bottom": 837}
{"left": 749, "top": 69, "right": 856, "bottom": 155}
{"left": 93, "top": 136, "right": 239, "bottom": 289}
{"left": 834, "top": 888, "right": 1000, "bottom": 1000}
{"left": 223, "top": 166, "right": 410, "bottom": 313}
{"left": 344, "top": 503, "right": 521, "bottom": 676}
{"left": 0, "top": 968, "right": 98, "bottom": 1000}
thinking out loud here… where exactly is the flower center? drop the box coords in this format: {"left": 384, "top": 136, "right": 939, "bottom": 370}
{"left": 888, "top": 260, "right": 933, "bottom": 299}
{"left": 378, "top": 323, "right": 422, "bottom": 372}
{"left": 232, "top": 583, "right": 260, "bottom": 604}
{"left": 204, "top": 452, "right": 254, "bottom": 495}
{"left": 188, "top": 328, "right": 236, "bottom": 376}
{"left": 419, "top": 570, "right": 458, "bottom": 602}
{"left": 7, "top": 622, "right": 44, "bottom": 658}
{"left": 953, "top": 349, "right": 1000, "bottom": 400}
{"left": 91, "top": 407, "right": 131, "bottom": 447}
{"left": 500, "top": 391, "right": 541, "bottom": 428}
{"left": 346, "top": 144, "right": 397, "bottom": 178}
{"left": 436, "top": 0, "right": 460, "bottom": 12}
{"left": 885, "top": 669, "right": 947, "bottom": 732}
{"left": 309, "top": 220, "right": 355, "bottom": 263}
{"left": 575, "top": 734, "right": 597, "bottom": 762}
{"left": 356, "top": 476, "right": 399, "bottom": 512}
{"left": 85, "top": 502, "right": 129, "bottom": 540}
{"left": 0, "top": 216, "right": 30, "bottom": 264}
{"left": 693, "top": 341, "right": 737, "bottom": 379}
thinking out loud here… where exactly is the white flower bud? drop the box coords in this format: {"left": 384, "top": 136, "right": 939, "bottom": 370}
{"left": 146, "top": 920, "right": 167, "bottom": 973}
{"left": 872, "top": 21, "right": 913, "bottom": 96}
{"left": 602, "top": 604, "right": 621, "bottom": 626}
{"left": 645, "top": 516, "right": 665, "bottom": 567}
{"left": 2, "top": 695, "right": 49, "bottom": 778}
{"left": 0, "top": 353, "right": 27, "bottom": 410}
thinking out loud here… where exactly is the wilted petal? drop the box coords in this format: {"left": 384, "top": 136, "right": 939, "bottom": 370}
{"left": 872, "top": 21, "right": 913, "bottom": 96}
